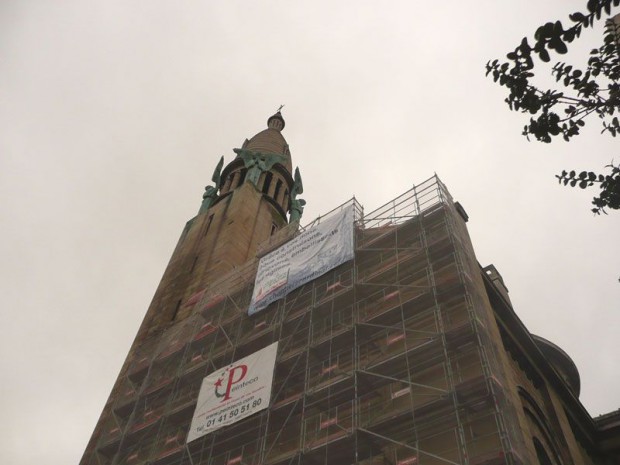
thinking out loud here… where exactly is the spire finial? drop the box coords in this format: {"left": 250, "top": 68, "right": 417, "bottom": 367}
{"left": 277, "top": 104, "right": 285, "bottom": 112}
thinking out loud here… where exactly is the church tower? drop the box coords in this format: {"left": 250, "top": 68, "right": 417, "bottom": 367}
{"left": 134, "top": 111, "right": 302, "bottom": 341}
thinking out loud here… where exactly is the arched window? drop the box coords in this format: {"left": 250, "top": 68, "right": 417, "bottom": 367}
{"left": 222, "top": 173, "right": 234, "bottom": 193}
{"left": 274, "top": 179, "right": 283, "bottom": 202}
{"left": 239, "top": 168, "right": 247, "bottom": 185}
{"left": 518, "top": 387, "right": 561, "bottom": 465}
{"left": 283, "top": 189, "right": 289, "bottom": 210}
{"left": 262, "top": 172, "right": 273, "bottom": 195}
{"left": 533, "top": 437, "right": 553, "bottom": 465}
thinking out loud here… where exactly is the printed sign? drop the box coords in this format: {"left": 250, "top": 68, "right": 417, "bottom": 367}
{"left": 248, "top": 205, "right": 355, "bottom": 315}
{"left": 186, "top": 342, "right": 278, "bottom": 442}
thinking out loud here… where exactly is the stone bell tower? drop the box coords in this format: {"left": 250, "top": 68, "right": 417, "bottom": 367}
{"left": 134, "top": 111, "right": 304, "bottom": 340}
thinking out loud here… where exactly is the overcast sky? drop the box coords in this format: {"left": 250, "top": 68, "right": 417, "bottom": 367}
{"left": 1, "top": 2, "right": 618, "bottom": 464}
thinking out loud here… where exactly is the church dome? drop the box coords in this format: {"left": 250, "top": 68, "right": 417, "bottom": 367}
{"left": 241, "top": 111, "right": 292, "bottom": 173}
{"left": 532, "top": 335, "right": 581, "bottom": 397}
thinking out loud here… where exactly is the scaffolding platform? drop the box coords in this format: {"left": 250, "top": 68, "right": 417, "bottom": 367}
{"left": 89, "top": 176, "right": 525, "bottom": 465}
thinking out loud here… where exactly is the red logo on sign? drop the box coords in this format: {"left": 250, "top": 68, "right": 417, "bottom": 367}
{"left": 214, "top": 364, "right": 248, "bottom": 401}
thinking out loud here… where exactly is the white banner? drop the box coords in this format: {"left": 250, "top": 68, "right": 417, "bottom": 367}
{"left": 186, "top": 342, "right": 278, "bottom": 442}
{"left": 248, "top": 204, "right": 355, "bottom": 315}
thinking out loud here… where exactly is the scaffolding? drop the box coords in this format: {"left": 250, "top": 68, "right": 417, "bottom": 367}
{"left": 88, "top": 176, "right": 526, "bottom": 465}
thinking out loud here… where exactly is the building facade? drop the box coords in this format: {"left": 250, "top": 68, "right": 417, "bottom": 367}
{"left": 80, "top": 113, "right": 619, "bottom": 465}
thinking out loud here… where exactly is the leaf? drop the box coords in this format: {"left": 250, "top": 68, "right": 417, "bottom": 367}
{"left": 539, "top": 48, "right": 551, "bottom": 62}
{"left": 552, "top": 37, "right": 568, "bottom": 54}
{"left": 587, "top": 0, "right": 598, "bottom": 13}
{"left": 543, "top": 22, "right": 555, "bottom": 37}
{"left": 569, "top": 12, "right": 586, "bottom": 22}
{"left": 520, "top": 37, "right": 530, "bottom": 52}
{"left": 535, "top": 26, "right": 546, "bottom": 41}
{"left": 579, "top": 180, "right": 589, "bottom": 188}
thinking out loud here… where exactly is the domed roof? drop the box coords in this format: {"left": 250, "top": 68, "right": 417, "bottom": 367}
{"left": 533, "top": 335, "right": 581, "bottom": 397}
{"left": 240, "top": 111, "right": 292, "bottom": 172}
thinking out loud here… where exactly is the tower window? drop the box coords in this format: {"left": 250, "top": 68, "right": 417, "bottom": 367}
{"left": 283, "top": 189, "right": 289, "bottom": 208}
{"left": 262, "top": 172, "right": 273, "bottom": 194}
{"left": 271, "top": 223, "right": 277, "bottom": 236}
{"left": 533, "top": 438, "right": 553, "bottom": 465}
{"left": 274, "top": 179, "right": 283, "bottom": 201}
{"left": 225, "top": 173, "right": 234, "bottom": 191}
{"left": 230, "top": 171, "right": 240, "bottom": 190}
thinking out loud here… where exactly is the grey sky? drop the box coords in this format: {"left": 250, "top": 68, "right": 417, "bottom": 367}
{"left": 1, "top": 2, "right": 618, "bottom": 464}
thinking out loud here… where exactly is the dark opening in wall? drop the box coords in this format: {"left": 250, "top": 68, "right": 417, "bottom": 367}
{"left": 262, "top": 172, "right": 273, "bottom": 195}
{"left": 533, "top": 437, "right": 553, "bottom": 465}
{"left": 225, "top": 173, "right": 234, "bottom": 191}
{"left": 274, "top": 179, "right": 283, "bottom": 201}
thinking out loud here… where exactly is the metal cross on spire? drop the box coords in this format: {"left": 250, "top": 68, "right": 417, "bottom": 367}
{"left": 277, "top": 104, "right": 285, "bottom": 112}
